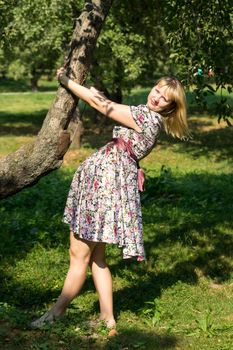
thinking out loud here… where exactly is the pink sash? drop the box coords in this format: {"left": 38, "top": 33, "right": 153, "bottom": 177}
{"left": 110, "top": 138, "right": 145, "bottom": 192}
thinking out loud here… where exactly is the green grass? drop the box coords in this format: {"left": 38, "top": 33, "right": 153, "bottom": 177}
{"left": 0, "top": 86, "right": 233, "bottom": 349}
{"left": 0, "top": 92, "right": 56, "bottom": 155}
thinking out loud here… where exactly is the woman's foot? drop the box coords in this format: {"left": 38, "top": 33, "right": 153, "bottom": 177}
{"left": 88, "top": 316, "right": 117, "bottom": 336}
{"left": 30, "top": 310, "right": 65, "bottom": 329}
{"left": 103, "top": 318, "right": 117, "bottom": 337}
{"left": 104, "top": 318, "right": 116, "bottom": 329}
{"left": 89, "top": 316, "right": 116, "bottom": 329}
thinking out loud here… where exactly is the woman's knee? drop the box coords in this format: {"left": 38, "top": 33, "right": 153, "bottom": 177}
{"left": 69, "top": 234, "right": 95, "bottom": 265}
{"left": 69, "top": 246, "right": 91, "bottom": 266}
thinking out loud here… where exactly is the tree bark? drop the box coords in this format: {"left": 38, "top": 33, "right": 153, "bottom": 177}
{"left": 0, "top": 0, "right": 113, "bottom": 199}
{"left": 30, "top": 69, "right": 39, "bottom": 91}
{"left": 69, "top": 109, "right": 85, "bottom": 149}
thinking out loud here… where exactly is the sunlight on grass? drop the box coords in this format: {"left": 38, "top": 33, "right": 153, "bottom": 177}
{"left": 0, "top": 136, "right": 33, "bottom": 155}
{"left": 0, "top": 92, "right": 56, "bottom": 113}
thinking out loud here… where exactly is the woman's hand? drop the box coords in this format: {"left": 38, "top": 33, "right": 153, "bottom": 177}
{"left": 56, "top": 67, "right": 69, "bottom": 86}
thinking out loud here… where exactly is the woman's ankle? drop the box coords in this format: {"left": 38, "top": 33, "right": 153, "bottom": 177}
{"left": 50, "top": 294, "right": 71, "bottom": 316}
{"left": 50, "top": 305, "right": 67, "bottom": 317}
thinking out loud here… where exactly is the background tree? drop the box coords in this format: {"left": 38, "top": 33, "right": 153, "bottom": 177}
{"left": 1, "top": 0, "right": 83, "bottom": 90}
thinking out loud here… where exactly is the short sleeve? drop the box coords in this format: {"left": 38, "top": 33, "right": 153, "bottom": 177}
{"left": 130, "top": 104, "right": 162, "bottom": 140}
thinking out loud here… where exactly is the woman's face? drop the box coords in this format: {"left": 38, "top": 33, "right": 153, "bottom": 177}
{"left": 147, "top": 84, "right": 171, "bottom": 112}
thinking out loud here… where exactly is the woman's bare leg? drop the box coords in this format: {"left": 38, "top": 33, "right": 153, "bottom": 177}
{"left": 50, "top": 232, "right": 97, "bottom": 316}
{"left": 31, "top": 232, "right": 96, "bottom": 327}
{"left": 89, "top": 243, "right": 116, "bottom": 328}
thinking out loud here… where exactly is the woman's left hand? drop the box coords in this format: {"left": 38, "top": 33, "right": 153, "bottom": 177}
{"left": 57, "top": 67, "right": 69, "bottom": 86}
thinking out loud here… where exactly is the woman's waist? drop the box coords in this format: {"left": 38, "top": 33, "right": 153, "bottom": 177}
{"left": 106, "top": 137, "right": 145, "bottom": 192}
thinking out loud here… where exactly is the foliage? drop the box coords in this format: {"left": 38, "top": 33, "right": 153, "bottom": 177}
{"left": 0, "top": 0, "right": 83, "bottom": 88}
{"left": 0, "top": 0, "right": 15, "bottom": 42}
{"left": 163, "top": 0, "right": 233, "bottom": 123}
{"left": 141, "top": 298, "right": 163, "bottom": 327}
{"left": 164, "top": 0, "right": 233, "bottom": 81}
{"left": 89, "top": 0, "right": 167, "bottom": 100}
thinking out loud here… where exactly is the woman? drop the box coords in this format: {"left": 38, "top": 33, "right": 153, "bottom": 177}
{"left": 31, "top": 69, "right": 189, "bottom": 331}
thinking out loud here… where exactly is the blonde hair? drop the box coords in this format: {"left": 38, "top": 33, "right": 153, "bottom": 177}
{"left": 156, "top": 77, "right": 190, "bottom": 140}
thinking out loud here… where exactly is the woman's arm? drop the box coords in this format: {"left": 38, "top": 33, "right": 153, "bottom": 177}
{"left": 57, "top": 68, "right": 141, "bottom": 132}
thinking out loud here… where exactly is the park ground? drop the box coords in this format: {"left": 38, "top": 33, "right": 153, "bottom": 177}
{"left": 0, "top": 80, "right": 233, "bottom": 349}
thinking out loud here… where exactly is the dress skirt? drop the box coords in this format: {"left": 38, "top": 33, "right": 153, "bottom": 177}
{"left": 63, "top": 142, "right": 145, "bottom": 261}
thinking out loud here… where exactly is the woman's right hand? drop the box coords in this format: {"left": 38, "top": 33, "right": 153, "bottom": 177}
{"left": 56, "top": 67, "right": 69, "bottom": 86}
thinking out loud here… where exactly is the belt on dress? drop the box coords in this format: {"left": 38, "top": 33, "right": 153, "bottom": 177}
{"left": 107, "top": 137, "right": 145, "bottom": 192}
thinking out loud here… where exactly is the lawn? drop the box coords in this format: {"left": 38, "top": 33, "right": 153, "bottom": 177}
{"left": 0, "top": 83, "right": 233, "bottom": 349}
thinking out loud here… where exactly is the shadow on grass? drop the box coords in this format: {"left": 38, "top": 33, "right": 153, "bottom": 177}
{"left": 0, "top": 315, "right": 178, "bottom": 350}
{"left": 106, "top": 328, "right": 178, "bottom": 350}
{"left": 0, "top": 78, "right": 57, "bottom": 93}
{"left": 156, "top": 115, "right": 233, "bottom": 164}
{"left": 180, "top": 120, "right": 233, "bottom": 162}
{"left": 0, "top": 168, "right": 232, "bottom": 313}
{"left": 0, "top": 78, "right": 30, "bottom": 92}
{"left": 0, "top": 110, "right": 47, "bottom": 136}
{"left": 142, "top": 171, "right": 233, "bottom": 280}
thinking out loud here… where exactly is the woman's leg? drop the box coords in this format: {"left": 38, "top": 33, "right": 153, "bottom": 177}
{"left": 89, "top": 243, "right": 116, "bottom": 328}
{"left": 31, "top": 232, "right": 96, "bottom": 327}
{"left": 50, "top": 232, "right": 97, "bottom": 316}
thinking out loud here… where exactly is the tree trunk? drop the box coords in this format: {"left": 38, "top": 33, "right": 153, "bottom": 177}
{"left": 0, "top": 0, "right": 113, "bottom": 199}
{"left": 30, "top": 70, "right": 39, "bottom": 91}
{"left": 69, "top": 109, "right": 85, "bottom": 149}
{"left": 70, "top": 119, "right": 84, "bottom": 149}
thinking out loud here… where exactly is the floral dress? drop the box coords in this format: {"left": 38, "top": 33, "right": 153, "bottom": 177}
{"left": 63, "top": 104, "right": 163, "bottom": 261}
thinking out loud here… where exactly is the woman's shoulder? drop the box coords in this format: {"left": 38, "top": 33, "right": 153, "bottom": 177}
{"left": 131, "top": 104, "right": 163, "bottom": 123}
